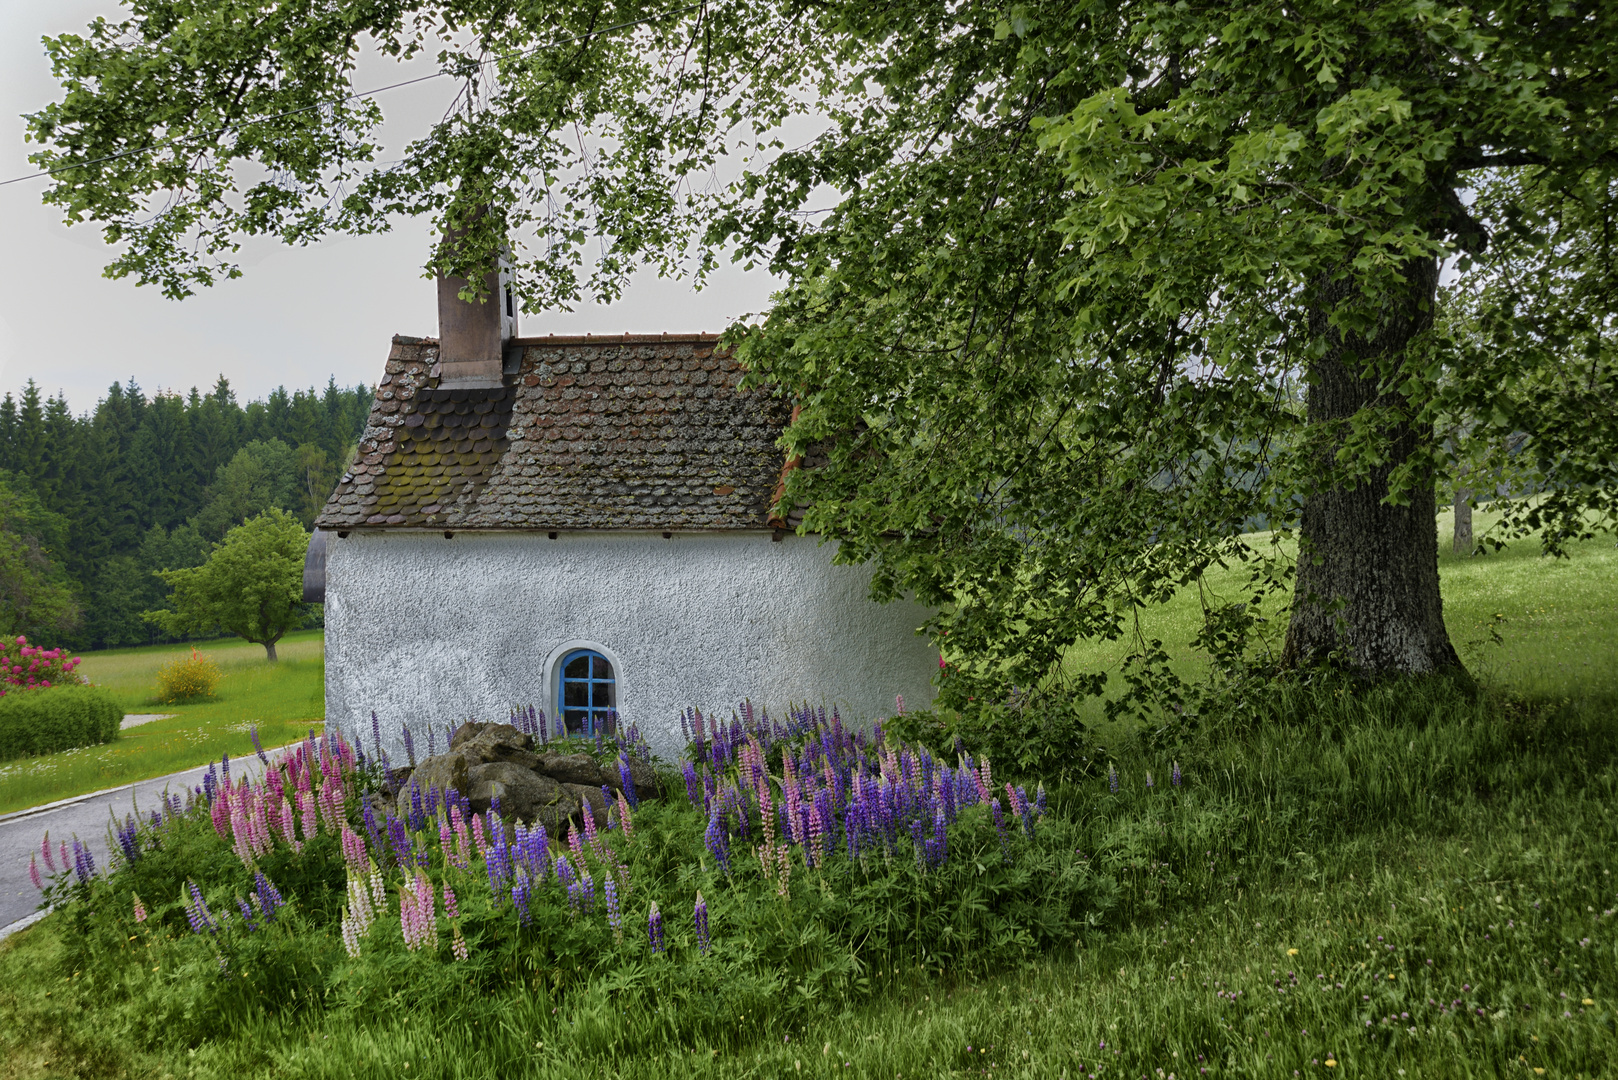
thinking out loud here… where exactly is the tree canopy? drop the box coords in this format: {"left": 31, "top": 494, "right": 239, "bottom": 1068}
{"left": 26, "top": 0, "right": 1617, "bottom": 702}
{"left": 143, "top": 509, "right": 313, "bottom": 661}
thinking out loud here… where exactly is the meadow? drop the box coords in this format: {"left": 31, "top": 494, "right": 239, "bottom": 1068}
{"left": 0, "top": 632, "right": 325, "bottom": 815}
{"left": 0, "top": 524, "right": 1613, "bottom": 1080}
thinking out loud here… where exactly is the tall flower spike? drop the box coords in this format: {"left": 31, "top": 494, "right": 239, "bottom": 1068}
{"left": 694, "top": 891, "right": 710, "bottom": 957}
{"left": 648, "top": 901, "right": 665, "bottom": 954}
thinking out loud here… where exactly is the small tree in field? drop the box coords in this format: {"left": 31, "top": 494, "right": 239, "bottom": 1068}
{"left": 143, "top": 509, "right": 311, "bottom": 662}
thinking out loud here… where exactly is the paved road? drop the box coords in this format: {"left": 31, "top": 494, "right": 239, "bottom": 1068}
{"left": 0, "top": 750, "right": 285, "bottom": 935}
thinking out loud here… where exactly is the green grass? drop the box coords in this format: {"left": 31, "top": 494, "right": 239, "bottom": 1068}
{"left": 0, "top": 632, "right": 325, "bottom": 815}
{"left": 1, "top": 531, "right": 1614, "bottom": 1080}
{"left": 1063, "top": 514, "right": 1618, "bottom": 715}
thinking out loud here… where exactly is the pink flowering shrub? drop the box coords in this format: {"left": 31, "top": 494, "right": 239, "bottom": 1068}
{"left": 0, "top": 635, "right": 85, "bottom": 697}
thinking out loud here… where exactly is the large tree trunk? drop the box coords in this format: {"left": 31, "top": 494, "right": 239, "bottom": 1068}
{"left": 264, "top": 640, "right": 278, "bottom": 662}
{"left": 1280, "top": 257, "right": 1464, "bottom": 677}
{"left": 1452, "top": 485, "right": 1473, "bottom": 555}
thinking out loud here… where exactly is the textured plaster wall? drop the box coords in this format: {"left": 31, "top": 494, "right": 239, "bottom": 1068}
{"left": 324, "top": 531, "right": 937, "bottom": 760}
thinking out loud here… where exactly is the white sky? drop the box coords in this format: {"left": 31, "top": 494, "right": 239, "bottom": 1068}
{"left": 0, "top": 2, "right": 780, "bottom": 413}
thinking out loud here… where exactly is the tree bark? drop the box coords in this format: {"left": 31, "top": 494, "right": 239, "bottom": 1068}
{"left": 1452, "top": 486, "right": 1473, "bottom": 555}
{"left": 1280, "top": 256, "right": 1464, "bottom": 677}
{"left": 264, "top": 640, "right": 278, "bottom": 662}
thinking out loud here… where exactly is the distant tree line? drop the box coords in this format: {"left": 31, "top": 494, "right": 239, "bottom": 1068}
{"left": 0, "top": 376, "right": 371, "bottom": 649}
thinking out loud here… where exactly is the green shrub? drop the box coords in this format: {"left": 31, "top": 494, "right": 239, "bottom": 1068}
{"left": 154, "top": 647, "right": 222, "bottom": 703}
{"left": 0, "top": 683, "right": 123, "bottom": 760}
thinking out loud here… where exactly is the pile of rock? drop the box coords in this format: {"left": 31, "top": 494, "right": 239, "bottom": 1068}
{"left": 387, "top": 721, "right": 662, "bottom": 834}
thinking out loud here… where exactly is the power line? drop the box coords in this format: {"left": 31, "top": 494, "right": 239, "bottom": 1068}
{"left": 0, "top": 2, "right": 704, "bottom": 189}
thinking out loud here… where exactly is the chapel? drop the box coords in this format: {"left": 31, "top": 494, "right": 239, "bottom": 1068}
{"left": 307, "top": 269, "right": 936, "bottom": 760}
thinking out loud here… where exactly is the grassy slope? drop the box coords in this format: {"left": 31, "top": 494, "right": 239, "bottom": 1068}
{"left": 0, "top": 530, "right": 1614, "bottom": 1080}
{"left": 0, "top": 632, "right": 325, "bottom": 815}
{"left": 1064, "top": 514, "right": 1618, "bottom": 714}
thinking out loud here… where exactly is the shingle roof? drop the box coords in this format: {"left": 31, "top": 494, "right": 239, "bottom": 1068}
{"left": 315, "top": 333, "right": 793, "bottom": 531}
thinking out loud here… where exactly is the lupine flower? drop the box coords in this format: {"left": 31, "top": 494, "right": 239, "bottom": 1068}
{"left": 1035, "top": 783, "right": 1048, "bottom": 816}
{"left": 567, "top": 821, "right": 584, "bottom": 858}
{"left": 28, "top": 855, "right": 42, "bottom": 891}
{"left": 254, "top": 871, "right": 286, "bottom": 921}
{"left": 71, "top": 837, "right": 96, "bottom": 884}
{"left": 895, "top": 693, "right": 905, "bottom": 716}
{"left": 1145, "top": 770, "right": 1154, "bottom": 789}
{"left": 251, "top": 724, "right": 269, "bottom": 766}
{"left": 513, "top": 873, "right": 534, "bottom": 926}
{"left": 443, "top": 883, "right": 459, "bottom": 919}
{"left": 451, "top": 925, "right": 469, "bottom": 961}
{"left": 402, "top": 724, "right": 417, "bottom": 768}
{"left": 705, "top": 805, "right": 732, "bottom": 875}
{"left": 237, "top": 896, "right": 259, "bottom": 931}
{"left": 40, "top": 832, "right": 55, "bottom": 873}
{"left": 132, "top": 892, "right": 147, "bottom": 923}
{"left": 694, "top": 891, "right": 710, "bottom": 956}
{"left": 616, "top": 789, "right": 635, "bottom": 841}
{"left": 1108, "top": 764, "right": 1119, "bottom": 794}
{"left": 579, "top": 867, "right": 596, "bottom": 914}
{"left": 619, "top": 755, "right": 639, "bottom": 808}
{"left": 1172, "top": 761, "right": 1182, "bottom": 787}
{"left": 648, "top": 901, "right": 665, "bottom": 954}
{"left": 605, "top": 878, "right": 622, "bottom": 943}
{"left": 184, "top": 880, "right": 218, "bottom": 934}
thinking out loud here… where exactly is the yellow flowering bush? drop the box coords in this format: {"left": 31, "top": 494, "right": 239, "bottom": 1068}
{"left": 155, "top": 648, "right": 222, "bottom": 703}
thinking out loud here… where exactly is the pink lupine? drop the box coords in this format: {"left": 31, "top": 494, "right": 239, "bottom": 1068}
{"left": 298, "top": 790, "right": 318, "bottom": 841}
{"left": 40, "top": 832, "right": 55, "bottom": 873}
{"left": 29, "top": 854, "right": 42, "bottom": 890}
{"left": 133, "top": 892, "right": 147, "bottom": 922}
{"left": 783, "top": 755, "right": 803, "bottom": 845}
{"left": 471, "top": 812, "right": 488, "bottom": 859}
{"left": 616, "top": 789, "right": 634, "bottom": 842}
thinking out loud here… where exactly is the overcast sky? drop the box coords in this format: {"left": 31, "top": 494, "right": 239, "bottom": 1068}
{"left": 0, "top": 2, "right": 780, "bottom": 414}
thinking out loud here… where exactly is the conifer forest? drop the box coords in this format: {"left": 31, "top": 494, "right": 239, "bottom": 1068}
{"left": 0, "top": 376, "right": 370, "bottom": 650}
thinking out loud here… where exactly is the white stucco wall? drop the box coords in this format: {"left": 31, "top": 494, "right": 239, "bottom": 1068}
{"left": 323, "top": 531, "right": 937, "bottom": 760}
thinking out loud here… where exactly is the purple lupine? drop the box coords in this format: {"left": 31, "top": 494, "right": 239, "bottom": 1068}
{"left": 682, "top": 761, "right": 702, "bottom": 807}
{"left": 371, "top": 710, "right": 384, "bottom": 761}
{"left": 387, "top": 817, "right": 412, "bottom": 870}
{"left": 251, "top": 724, "right": 269, "bottom": 766}
{"left": 408, "top": 780, "right": 426, "bottom": 833}
{"left": 114, "top": 814, "right": 140, "bottom": 865}
{"left": 931, "top": 807, "right": 948, "bottom": 869}
{"left": 71, "top": 837, "right": 96, "bottom": 884}
{"left": 1172, "top": 761, "right": 1182, "bottom": 788}
{"left": 237, "top": 897, "right": 259, "bottom": 931}
{"left": 705, "top": 805, "right": 732, "bottom": 876}
{"left": 619, "top": 754, "right": 639, "bottom": 808}
{"left": 694, "top": 891, "right": 710, "bottom": 956}
{"left": 605, "top": 878, "right": 622, "bottom": 941}
{"left": 254, "top": 871, "right": 285, "bottom": 921}
{"left": 513, "top": 874, "right": 533, "bottom": 926}
{"left": 1035, "top": 783, "right": 1048, "bottom": 815}
{"left": 185, "top": 880, "right": 219, "bottom": 934}
{"left": 1108, "top": 764, "right": 1119, "bottom": 794}
{"left": 402, "top": 724, "right": 417, "bottom": 768}
{"left": 427, "top": 725, "right": 437, "bottom": 757}
{"left": 1145, "top": 770, "right": 1155, "bottom": 789}
{"left": 648, "top": 901, "right": 665, "bottom": 954}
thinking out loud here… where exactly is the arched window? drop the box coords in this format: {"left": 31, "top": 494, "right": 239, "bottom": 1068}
{"left": 560, "top": 649, "right": 616, "bottom": 736}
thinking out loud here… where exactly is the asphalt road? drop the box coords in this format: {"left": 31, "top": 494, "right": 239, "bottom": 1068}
{"left": 0, "top": 750, "right": 284, "bottom": 936}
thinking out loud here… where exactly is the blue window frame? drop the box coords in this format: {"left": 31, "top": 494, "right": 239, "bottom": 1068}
{"left": 560, "top": 649, "right": 616, "bottom": 736}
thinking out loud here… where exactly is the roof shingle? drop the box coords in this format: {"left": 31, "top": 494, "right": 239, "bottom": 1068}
{"left": 315, "top": 333, "right": 792, "bottom": 532}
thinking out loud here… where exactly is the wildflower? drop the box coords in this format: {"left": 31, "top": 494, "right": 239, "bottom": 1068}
{"left": 648, "top": 901, "right": 665, "bottom": 954}
{"left": 1035, "top": 783, "right": 1048, "bottom": 816}
{"left": 341, "top": 910, "right": 363, "bottom": 958}
{"left": 251, "top": 724, "right": 269, "bottom": 766}
{"left": 132, "top": 892, "right": 147, "bottom": 922}
{"left": 513, "top": 873, "right": 533, "bottom": 927}
{"left": 254, "top": 871, "right": 286, "bottom": 921}
{"left": 237, "top": 896, "right": 259, "bottom": 931}
{"left": 40, "top": 832, "right": 55, "bottom": 874}
{"left": 1145, "top": 770, "right": 1154, "bottom": 789}
{"left": 695, "top": 891, "right": 711, "bottom": 956}
{"left": 619, "top": 754, "right": 639, "bottom": 808}
{"left": 1171, "top": 761, "right": 1183, "bottom": 787}
{"left": 606, "top": 878, "right": 623, "bottom": 943}
{"left": 451, "top": 924, "right": 469, "bottom": 961}
{"left": 184, "top": 880, "right": 219, "bottom": 934}
{"left": 402, "top": 723, "right": 416, "bottom": 768}
{"left": 28, "top": 854, "right": 42, "bottom": 891}
{"left": 1108, "top": 764, "right": 1119, "bottom": 794}
{"left": 705, "top": 805, "right": 732, "bottom": 876}
{"left": 616, "top": 789, "right": 635, "bottom": 841}
{"left": 443, "top": 883, "right": 459, "bottom": 920}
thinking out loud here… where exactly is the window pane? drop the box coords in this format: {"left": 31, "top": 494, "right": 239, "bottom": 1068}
{"left": 564, "top": 681, "right": 589, "bottom": 707}
{"left": 564, "top": 654, "right": 591, "bottom": 679}
{"left": 596, "top": 680, "right": 616, "bottom": 708}
{"left": 564, "top": 708, "right": 589, "bottom": 735}
{"left": 592, "top": 655, "right": 613, "bottom": 680}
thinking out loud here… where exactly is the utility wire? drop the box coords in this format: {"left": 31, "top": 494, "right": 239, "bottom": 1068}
{"left": 0, "top": 1, "right": 704, "bottom": 189}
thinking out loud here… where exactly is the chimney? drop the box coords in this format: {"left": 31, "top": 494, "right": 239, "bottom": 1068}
{"left": 436, "top": 226, "right": 516, "bottom": 388}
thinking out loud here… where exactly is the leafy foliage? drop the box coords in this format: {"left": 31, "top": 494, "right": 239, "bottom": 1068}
{"left": 23, "top": 0, "right": 1616, "bottom": 689}
{"left": 0, "top": 684, "right": 122, "bottom": 761}
{"left": 154, "top": 647, "right": 222, "bottom": 703}
{"left": 143, "top": 509, "right": 312, "bottom": 660}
